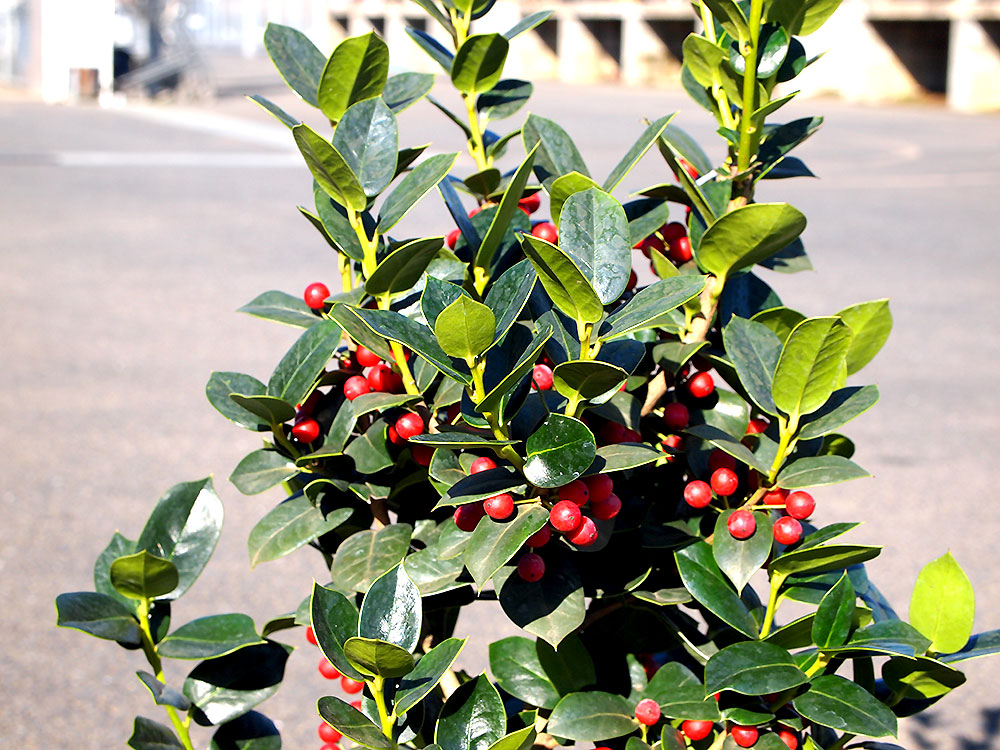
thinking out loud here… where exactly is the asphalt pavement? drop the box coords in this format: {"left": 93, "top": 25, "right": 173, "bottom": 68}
{"left": 2, "top": 56, "right": 1000, "bottom": 750}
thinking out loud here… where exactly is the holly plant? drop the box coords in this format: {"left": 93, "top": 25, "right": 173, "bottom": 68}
{"left": 57, "top": 1, "right": 1000, "bottom": 750}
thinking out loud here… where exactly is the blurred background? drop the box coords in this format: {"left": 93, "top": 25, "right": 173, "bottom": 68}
{"left": 2, "top": 1, "right": 999, "bottom": 750}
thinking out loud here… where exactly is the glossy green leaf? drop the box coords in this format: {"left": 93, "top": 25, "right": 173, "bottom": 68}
{"left": 772, "top": 544, "right": 881, "bottom": 578}
{"left": 312, "top": 583, "right": 365, "bottom": 681}
{"left": 484, "top": 260, "right": 537, "bottom": 344}
{"left": 206, "top": 372, "right": 268, "bottom": 429}
{"left": 452, "top": 34, "right": 509, "bottom": 95}
{"left": 436, "top": 467, "right": 528, "bottom": 508}
{"left": 314, "top": 188, "right": 366, "bottom": 260}
{"left": 768, "top": 0, "right": 843, "bottom": 35}
{"left": 798, "top": 385, "right": 879, "bottom": 440}
{"left": 686, "top": 423, "right": 771, "bottom": 474}
{"left": 683, "top": 34, "right": 726, "bottom": 88}
{"left": 523, "top": 114, "right": 589, "bottom": 189}
{"left": 422, "top": 277, "right": 470, "bottom": 329}
{"left": 645, "top": 662, "right": 720, "bottom": 720}
{"left": 489, "top": 636, "right": 561, "bottom": 709}
{"left": 553, "top": 360, "right": 626, "bottom": 402}
{"left": 318, "top": 32, "right": 389, "bottom": 122}
{"left": 772, "top": 317, "right": 852, "bottom": 419}
{"left": 395, "top": 637, "right": 466, "bottom": 714}
{"left": 776, "top": 455, "right": 870, "bottom": 488}
{"left": 267, "top": 319, "right": 342, "bottom": 406}
{"left": 465, "top": 505, "right": 548, "bottom": 590}
{"left": 343, "top": 636, "right": 415, "bottom": 678}
{"left": 524, "top": 414, "right": 597, "bottom": 488}
{"left": 793, "top": 674, "right": 897, "bottom": 737}
{"left": 330, "top": 524, "right": 412, "bottom": 593}
{"left": 585, "top": 443, "right": 664, "bottom": 474}
{"left": 882, "top": 656, "right": 966, "bottom": 699}
{"left": 503, "top": 10, "right": 552, "bottom": 38}
{"left": 831, "top": 620, "right": 932, "bottom": 658}
{"left": 248, "top": 93, "right": 300, "bottom": 128}
{"left": 812, "top": 572, "right": 856, "bottom": 648}
{"left": 436, "top": 296, "right": 497, "bottom": 360}
{"left": 695, "top": 203, "right": 806, "bottom": 281}
{"left": 366, "top": 237, "right": 443, "bottom": 297}
{"left": 402, "top": 547, "right": 465, "bottom": 595}
{"left": 384, "top": 71, "right": 434, "bottom": 113}
{"left": 723, "top": 316, "right": 782, "bottom": 415}
{"left": 137, "top": 672, "right": 191, "bottom": 710}
{"left": 229, "top": 450, "right": 297, "bottom": 495}
{"left": 351, "top": 392, "right": 421, "bottom": 418}
{"left": 238, "top": 291, "right": 317, "bottom": 329}
{"left": 208, "top": 712, "right": 280, "bottom": 750}
{"left": 293, "top": 124, "right": 366, "bottom": 211}
{"left": 838, "top": 300, "right": 892, "bottom": 375}
{"left": 713, "top": 510, "right": 774, "bottom": 592}
{"left": 520, "top": 235, "right": 603, "bottom": 324}
{"left": 656, "top": 137, "right": 714, "bottom": 225}
{"left": 559, "top": 188, "right": 632, "bottom": 305}
{"left": 128, "top": 716, "right": 184, "bottom": 750}
{"left": 359, "top": 564, "right": 421, "bottom": 652}
{"left": 478, "top": 79, "right": 532, "bottom": 120}
{"left": 263, "top": 23, "right": 324, "bottom": 107}
{"left": 675, "top": 543, "right": 758, "bottom": 639}
{"left": 488, "top": 726, "right": 535, "bottom": 750}
{"left": 604, "top": 114, "right": 674, "bottom": 192}
{"left": 600, "top": 276, "right": 706, "bottom": 341}
{"left": 435, "top": 675, "right": 506, "bottom": 750}
{"left": 248, "top": 496, "right": 352, "bottom": 567}
{"left": 940, "top": 629, "right": 1000, "bottom": 663}
{"left": 702, "top": 0, "right": 749, "bottom": 39}
{"left": 497, "top": 556, "right": 585, "bottom": 647}
{"left": 704, "top": 641, "right": 808, "bottom": 695}
{"left": 318, "top": 697, "right": 394, "bottom": 749}
{"left": 228, "top": 394, "right": 295, "bottom": 425}
{"left": 94, "top": 532, "right": 138, "bottom": 610}
{"left": 478, "top": 325, "right": 553, "bottom": 413}
{"left": 475, "top": 145, "right": 538, "bottom": 272}
{"left": 55, "top": 591, "right": 141, "bottom": 644}
{"left": 344, "top": 420, "right": 393, "bottom": 473}
{"left": 406, "top": 27, "right": 454, "bottom": 72}
{"left": 909, "top": 552, "right": 975, "bottom": 654}
{"left": 332, "top": 98, "right": 398, "bottom": 197}
{"left": 136, "top": 478, "right": 223, "bottom": 600}
{"left": 547, "top": 692, "right": 636, "bottom": 741}
{"left": 549, "top": 172, "right": 600, "bottom": 227}
{"left": 378, "top": 152, "right": 459, "bottom": 231}
{"left": 158, "top": 614, "right": 263, "bottom": 660}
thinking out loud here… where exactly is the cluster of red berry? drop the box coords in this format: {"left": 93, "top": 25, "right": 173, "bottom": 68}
{"left": 306, "top": 626, "right": 364, "bottom": 750}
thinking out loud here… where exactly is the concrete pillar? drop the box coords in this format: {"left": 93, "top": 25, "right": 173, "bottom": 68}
{"left": 621, "top": 6, "right": 669, "bottom": 86}
{"left": 40, "top": 0, "right": 115, "bottom": 102}
{"left": 556, "top": 11, "right": 603, "bottom": 83}
{"left": 947, "top": 17, "right": 1000, "bottom": 111}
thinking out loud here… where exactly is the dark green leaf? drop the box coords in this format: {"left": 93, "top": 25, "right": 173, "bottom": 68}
{"left": 559, "top": 188, "right": 632, "bottom": 305}
{"left": 702, "top": 0, "right": 750, "bottom": 42}
{"left": 524, "top": 414, "right": 597, "bottom": 488}
{"left": 237, "top": 291, "right": 317, "bottom": 329}
{"left": 792, "top": 675, "right": 897, "bottom": 737}
{"left": 209, "top": 712, "right": 280, "bottom": 750}
{"left": 55, "top": 591, "right": 141, "bottom": 644}
{"left": 452, "top": 34, "right": 509, "bottom": 95}
{"left": 686, "top": 423, "right": 771, "bottom": 474}
{"left": 547, "top": 692, "right": 636, "bottom": 741}
{"left": 248, "top": 496, "right": 352, "bottom": 567}
{"left": 229, "top": 450, "right": 297, "bottom": 495}
{"left": 137, "top": 672, "right": 192, "bottom": 710}
{"left": 344, "top": 636, "right": 415, "bottom": 678}
{"left": 465, "top": 505, "right": 548, "bottom": 589}
{"left": 940, "top": 629, "right": 1000, "bottom": 663}
{"left": 312, "top": 583, "right": 365, "bottom": 681}
{"left": 603, "top": 114, "right": 674, "bottom": 192}
{"left": 268, "top": 320, "right": 342, "bottom": 406}
{"left": 478, "top": 325, "right": 553, "bottom": 414}
{"left": 436, "top": 466, "right": 528, "bottom": 508}
{"left": 776, "top": 456, "right": 870, "bottom": 488}
{"left": 838, "top": 299, "right": 892, "bottom": 375}
{"left": 585, "top": 443, "right": 664, "bottom": 474}
{"left": 396, "top": 637, "right": 467, "bottom": 714}
{"left": 771, "top": 544, "right": 881, "bottom": 578}
{"left": 475, "top": 145, "right": 538, "bottom": 272}
{"left": 812, "top": 572, "right": 855, "bottom": 648}
{"left": 128, "top": 716, "right": 184, "bottom": 750}
{"left": 882, "top": 656, "right": 966, "bottom": 699}
{"left": 520, "top": 235, "right": 603, "bottom": 325}
{"left": 384, "top": 71, "right": 434, "bottom": 113}
{"left": 503, "top": 11, "right": 552, "bottom": 39}
{"left": 713, "top": 510, "right": 774, "bottom": 592}
{"left": 378, "top": 152, "right": 459, "bottom": 231}
{"left": 423, "top": 277, "right": 470, "bottom": 329}
{"left": 366, "top": 237, "right": 443, "bottom": 297}
{"left": 332, "top": 97, "right": 398, "bottom": 197}
{"left": 330, "top": 524, "right": 412, "bottom": 592}
{"left": 293, "top": 124, "right": 366, "bottom": 211}
{"left": 318, "top": 32, "right": 389, "bottom": 122}
{"left": 798, "top": 385, "right": 879, "bottom": 440}
{"left": 645, "top": 663, "right": 720, "bottom": 720}
{"left": 656, "top": 135, "right": 715, "bottom": 224}
{"left": 206, "top": 372, "right": 268, "bottom": 430}
{"left": 484, "top": 260, "right": 537, "bottom": 344}
{"left": 318, "top": 697, "right": 393, "bottom": 749}
{"left": 695, "top": 203, "right": 806, "bottom": 281}
{"left": 94, "top": 532, "right": 138, "bottom": 610}
{"left": 522, "top": 114, "right": 589, "bottom": 189}
{"left": 359, "top": 564, "right": 421, "bottom": 652}
{"left": 489, "top": 637, "right": 560, "bottom": 709}
{"left": 675, "top": 543, "right": 758, "bottom": 639}
{"left": 406, "top": 27, "right": 454, "bottom": 71}
{"left": 723, "top": 316, "right": 781, "bottom": 416}
{"left": 435, "top": 675, "right": 506, "bottom": 750}
{"left": 600, "top": 276, "right": 706, "bottom": 340}
{"left": 834, "top": 621, "right": 932, "bottom": 657}
{"left": 478, "top": 79, "right": 532, "bottom": 120}
{"left": 909, "top": 551, "right": 975, "bottom": 654}
{"left": 263, "top": 23, "right": 324, "bottom": 107}
{"left": 497, "top": 556, "right": 585, "bottom": 646}
{"left": 402, "top": 547, "right": 466, "bottom": 595}
{"left": 158, "top": 614, "right": 263, "bottom": 660}
{"left": 315, "top": 189, "right": 366, "bottom": 260}
{"left": 704, "top": 641, "right": 808, "bottom": 695}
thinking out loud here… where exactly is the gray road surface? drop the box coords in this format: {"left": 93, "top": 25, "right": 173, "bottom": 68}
{"left": 2, "top": 60, "right": 1000, "bottom": 750}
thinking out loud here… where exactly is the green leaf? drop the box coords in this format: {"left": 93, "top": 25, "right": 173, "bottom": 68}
{"left": 838, "top": 299, "right": 892, "bottom": 375}
{"left": 600, "top": 276, "right": 707, "bottom": 341}
{"left": 248, "top": 496, "right": 352, "bottom": 567}
{"left": 378, "top": 152, "right": 459, "bottom": 231}
{"left": 833, "top": 620, "right": 932, "bottom": 658}
{"left": 524, "top": 414, "right": 597, "bottom": 488}
{"left": 559, "top": 188, "right": 632, "bottom": 305}
{"left": 436, "top": 296, "right": 497, "bottom": 359}
{"left": 332, "top": 97, "right": 398, "bottom": 197}
{"left": 94, "top": 532, "right": 138, "bottom": 610}
{"left": 366, "top": 237, "right": 443, "bottom": 297}
{"left": 206, "top": 372, "right": 268, "bottom": 430}
{"left": 237, "top": 291, "right": 317, "bottom": 329}
{"left": 396, "top": 637, "right": 467, "bottom": 713}
{"left": 158, "top": 614, "right": 263, "bottom": 660}
{"left": 228, "top": 394, "right": 295, "bottom": 425}
{"left": 644, "top": 663, "right": 720, "bottom": 720}
{"left": 136, "top": 478, "right": 223, "bottom": 600}
{"left": 183, "top": 641, "right": 292, "bottom": 726}
{"left": 293, "top": 123, "right": 366, "bottom": 211}
{"left": 683, "top": 34, "right": 727, "bottom": 88}
{"left": 452, "top": 34, "right": 509, "bottom": 95}
{"left": 484, "top": 260, "right": 537, "bottom": 344}
{"left": 909, "top": 552, "right": 975, "bottom": 654}
{"left": 792, "top": 674, "right": 897, "bottom": 737}
{"left": 318, "top": 32, "right": 389, "bottom": 122}
{"left": 314, "top": 189, "right": 366, "bottom": 260}
{"left": 249, "top": 93, "right": 300, "bottom": 128}
{"left": 776, "top": 455, "right": 870, "bottom": 488}
{"left": 330, "top": 524, "right": 412, "bottom": 592}
{"left": 263, "top": 23, "right": 324, "bottom": 107}
{"left": 586, "top": 443, "right": 664, "bottom": 473}
{"left": 713, "top": 510, "right": 774, "bottom": 592}
{"left": 436, "top": 467, "right": 528, "bottom": 509}
{"left": 704, "top": 641, "right": 809, "bottom": 695}
{"left": 344, "top": 420, "right": 394, "bottom": 473}
{"left": 520, "top": 235, "right": 603, "bottom": 324}
{"left": 812, "top": 572, "right": 856, "bottom": 648}
{"left": 268, "top": 320, "right": 342, "bottom": 406}
{"left": 798, "top": 385, "right": 879, "bottom": 440}
{"left": 772, "top": 317, "right": 852, "bottom": 420}
{"left": 675, "top": 542, "right": 758, "bottom": 639}
{"left": 489, "top": 637, "right": 561, "bottom": 709}
{"left": 318, "top": 697, "right": 394, "bottom": 750}
{"left": 553, "top": 360, "right": 626, "bottom": 403}
{"left": 110, "top": 550, "right": 179, "bottom": 601}
{"left": 686, "top": 423, "right": 771, "bottom": 474}
{"left": 475, "top": 145, "right": 538, "bottom": 272}
{"left": 768, "top": 0, "right": 843, "bottom": 35}
{"left": 603, "top": 114, "right": 674, "bottom": 192}
{"left": 478, "top": 79, "right": 532, "bottom": 120}
{"left": 723, "top": 316, "right": 782, "bottom": 416}
{"left": 465, "top": 505, "right": 549, "bottom": 589}
{"left": 128, "top": 716, "right": 184, "bottom": 750}
{"left": 549, "top": 172, "right": 600, "bottom": 226}
{"left": 384, "top": 71, "right": 434, "bottom": 113}
{"left": 403, "top": 547, "right": 466, "bottom": 595}
{"left": 137, "top": 672, "right": 192, "bottom": 710}
{"left": 435, "top": 675, "right": 506, "bottom": 750}
{"left": 772, "top": 544, "right": 881, "bottom": 578}
{"left": 939, "top": 629, "right": 1000, "bottom": 663}
{"left": 423, "top": 277, "right": 470, "bottom": 329}
{"left": 547, "top": 692, "right": 636, "bottom": 741}
{"left": 478, "top": 327, "right": 552, "bottom": 415}
{"left": 497, "top": 555, "right": 585, "bottom": 646}
{"left": 359, "top": 564, "right": 421, "bottom": 652}
{"left": 411, "top": 433, "right": 517, "bottom": 449}
{"left": 695, "top": 203, "right": 806, "bottom": 281}
{"left": 229, "top": 450, "right": 297, "bottom": 495}
{"left": 701, "top": 0, "right": 749, "bottom": 40}
{"left": 882, "top": 656, "right": 967, "bottom": 699}
{"left": 406, "top": 27, "right": 454, "bottom": 71}
{"left": 312, "top": 582, "right": 365, "bottom": 681}
{"left": 55, "top": 591, "right": 141, "bottom": 644}
{"left": 523, "top": 114, "right": 589, "bottom": 189}
{"left": 488, "top": 727, "right": 536, "bottom": 750}
{"left": 344, "top": 636, "right": 416, "bottom": 678}
{"left": 208, "top": 712, "right": 280, "bottom": 750}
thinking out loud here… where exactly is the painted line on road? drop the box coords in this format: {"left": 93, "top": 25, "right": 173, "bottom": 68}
{"left": 53, "top": 151, "right": 303, "bottom": 167}
{"left": 111, "top": 103, "right": 295, "bottom": 150}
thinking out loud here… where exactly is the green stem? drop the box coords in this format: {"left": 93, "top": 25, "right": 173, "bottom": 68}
{"left": 270, "top": 422, "right": 301, "bottom": 460}
{"left": 697, "top": 2, "right": 737, "bottom": 130}
{"left": 470, "top": 358, "right": 524, "bottom": 471}
{"left": 136, "top": 599, "right": 195, "bottom": 750}
{"left": 462, "top": 93, "right": 490, "bottom": 171}
{"left": 767, "top": 413, "right": 799, "bottom": 484}
{"left": 736, "top": 0, "right": 765, "bottom": 174}
{"left": 640, "top": 724, "right": 649, "bottom": 743}
{"left": 827, "top": 733, "right": 855, "bottom": 750}
{"left": 372, "top": 676, "right": 396, "bottom": 743}
{"left": 759, "top": 571, "right": 786, "bottom": 638}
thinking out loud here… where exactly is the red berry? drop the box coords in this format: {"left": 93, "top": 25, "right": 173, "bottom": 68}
{"left": 355, "top": 345, "right": 381, "bottom": 367}
{"left": 663, "top": 402, "right": 690, "bottom": 431}
{"left": 484, "top": 493, "right": 515, "bottom": 520}
{"left": 627, "top": 269, "right": 638, "bottom": 289}
{"left": 306, "top": 626, "right": 318, "bottom": 646}
{"left": 387, "top": 423, "right": 403, "bottom": 446}
{"left": 549, "top": 500, "right": 582, "bottom": 533}
{"left": 412, "top": 444, "right": 433, "bottom": 467}
{"left": 622, "top": 429, "right": 642, "bottom": 443}
{"left": 567, "top": 516, "right": 598, "bottom": 546}
{"left": 350, "top": 700, "right": 362, "bottom": 710}
{"left": 668, "top": 236, "right": 693, "bottom": 263}
{"left": 682, "top": 720, "right": 714, "bottom": 741}
{"left": 773, "top": 516, "right": 803, "bottom": 545}
{"left": 304, "top": 282, "right": 330, "bottom": 310}
{"left": 558, "top": 479, "right": 590, "bottom": 506}
{"left": 368, "top": 363, "right": 403, "bottom": 393}
{"left": 746, "top": 418, "right": 769, "bottom": 434}
{"left": 635, "top": 698, "right": 661, "bottom": 725}
{"left": 591, "top": 493, "right": 621, "bottom": 520}
{"left": 341, "top": 676, "right": 364, "bottom": 694}
{"left": 731, "top": 725, "right": 759, "bottom": 748}
{"left": 711, "top": 467, "right": 739, "bottom": 497}
{"left": 687, "top": 371, "right": 715, "bottom": 398}
{"left": 454, "top": 503, "right": 485, "bottom": 532}
{"left": 320, "top": 744, "right": 342, "bottom": 750}
{"left": 761, "top": 487, "right": 788, "bottom": 505}
{"left": 684, "top": 480, "right": 713, "bottom": 508}
{"left": 319, "top": 658, "right": 340, "bottom": 679}
{"left": 598, "top": 421, "right": 627, "bottom": 445}
{"left": 709, "top": 449, "right": 738, "bottom": 473}
{"left": 531, "top": 222, "right": 558, "bottom": 243}
{"left": 291, "top": 418, "right": 321, "bottom": 443}
{"left": 532, "top": 363, "right": 554, "bottom": 390}
{"left": 343, "top": 375, "right": 371, "bottom": 401}
{"left": 319, "top": 722, "right": 342, "bottom": 743}
{"left": 394, "top": 412, "right": 425, "bottom": 440}
{"left": 584, "top": 474, "right": 614, "bottom": 503}
{"left": 446, "top": 228, "right": 460, "bottom": 249}
{"left": 470, "top": 456, "right": 498, "bottom": 474}
{"left": 297, "top": 390, "right": 322, "bottom": 417}
{"left": 519, "top": 192, "right": 541, "bottom": 214}
{"left": 785, "top": 491, "right": 815, "bottom": 520}
{"left": 662, "top": 434, "right": 683, "bottom": 451}
{"left": 778, "top": 729, "right": 799, "bottom": 750}
{"left": 727, "top": 510, "right": 757, "bottom": 540}
{"left": 662, "top": 222, "right": 687, "bottom": 242}
{"left": 517, "top": 552, "right": 545, "bottom": 581}
{"left": 526, "top": 524, "right": 552, "bottom": 547}
{"left": 678, "top": 157, "right": 699, "bottom": 180}
{"left": 639, "top": 235, "right": 665, "bottom": 259}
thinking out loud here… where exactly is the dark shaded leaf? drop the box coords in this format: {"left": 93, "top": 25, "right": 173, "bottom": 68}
{"left": 263, "top": 23, "right": 324, "bottom": 107}
{"left": 55, "top": 591, "right": 141, "bottom": 644}
{"left": 248, "top": 496, "right": 352, "bottom": 567}
{"left": 159, "top": 614, "right": 263, "bottom": 660}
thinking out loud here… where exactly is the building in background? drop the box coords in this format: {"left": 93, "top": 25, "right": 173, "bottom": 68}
{"left": 2, "top": 0, "right": 998, "bottom": 110}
